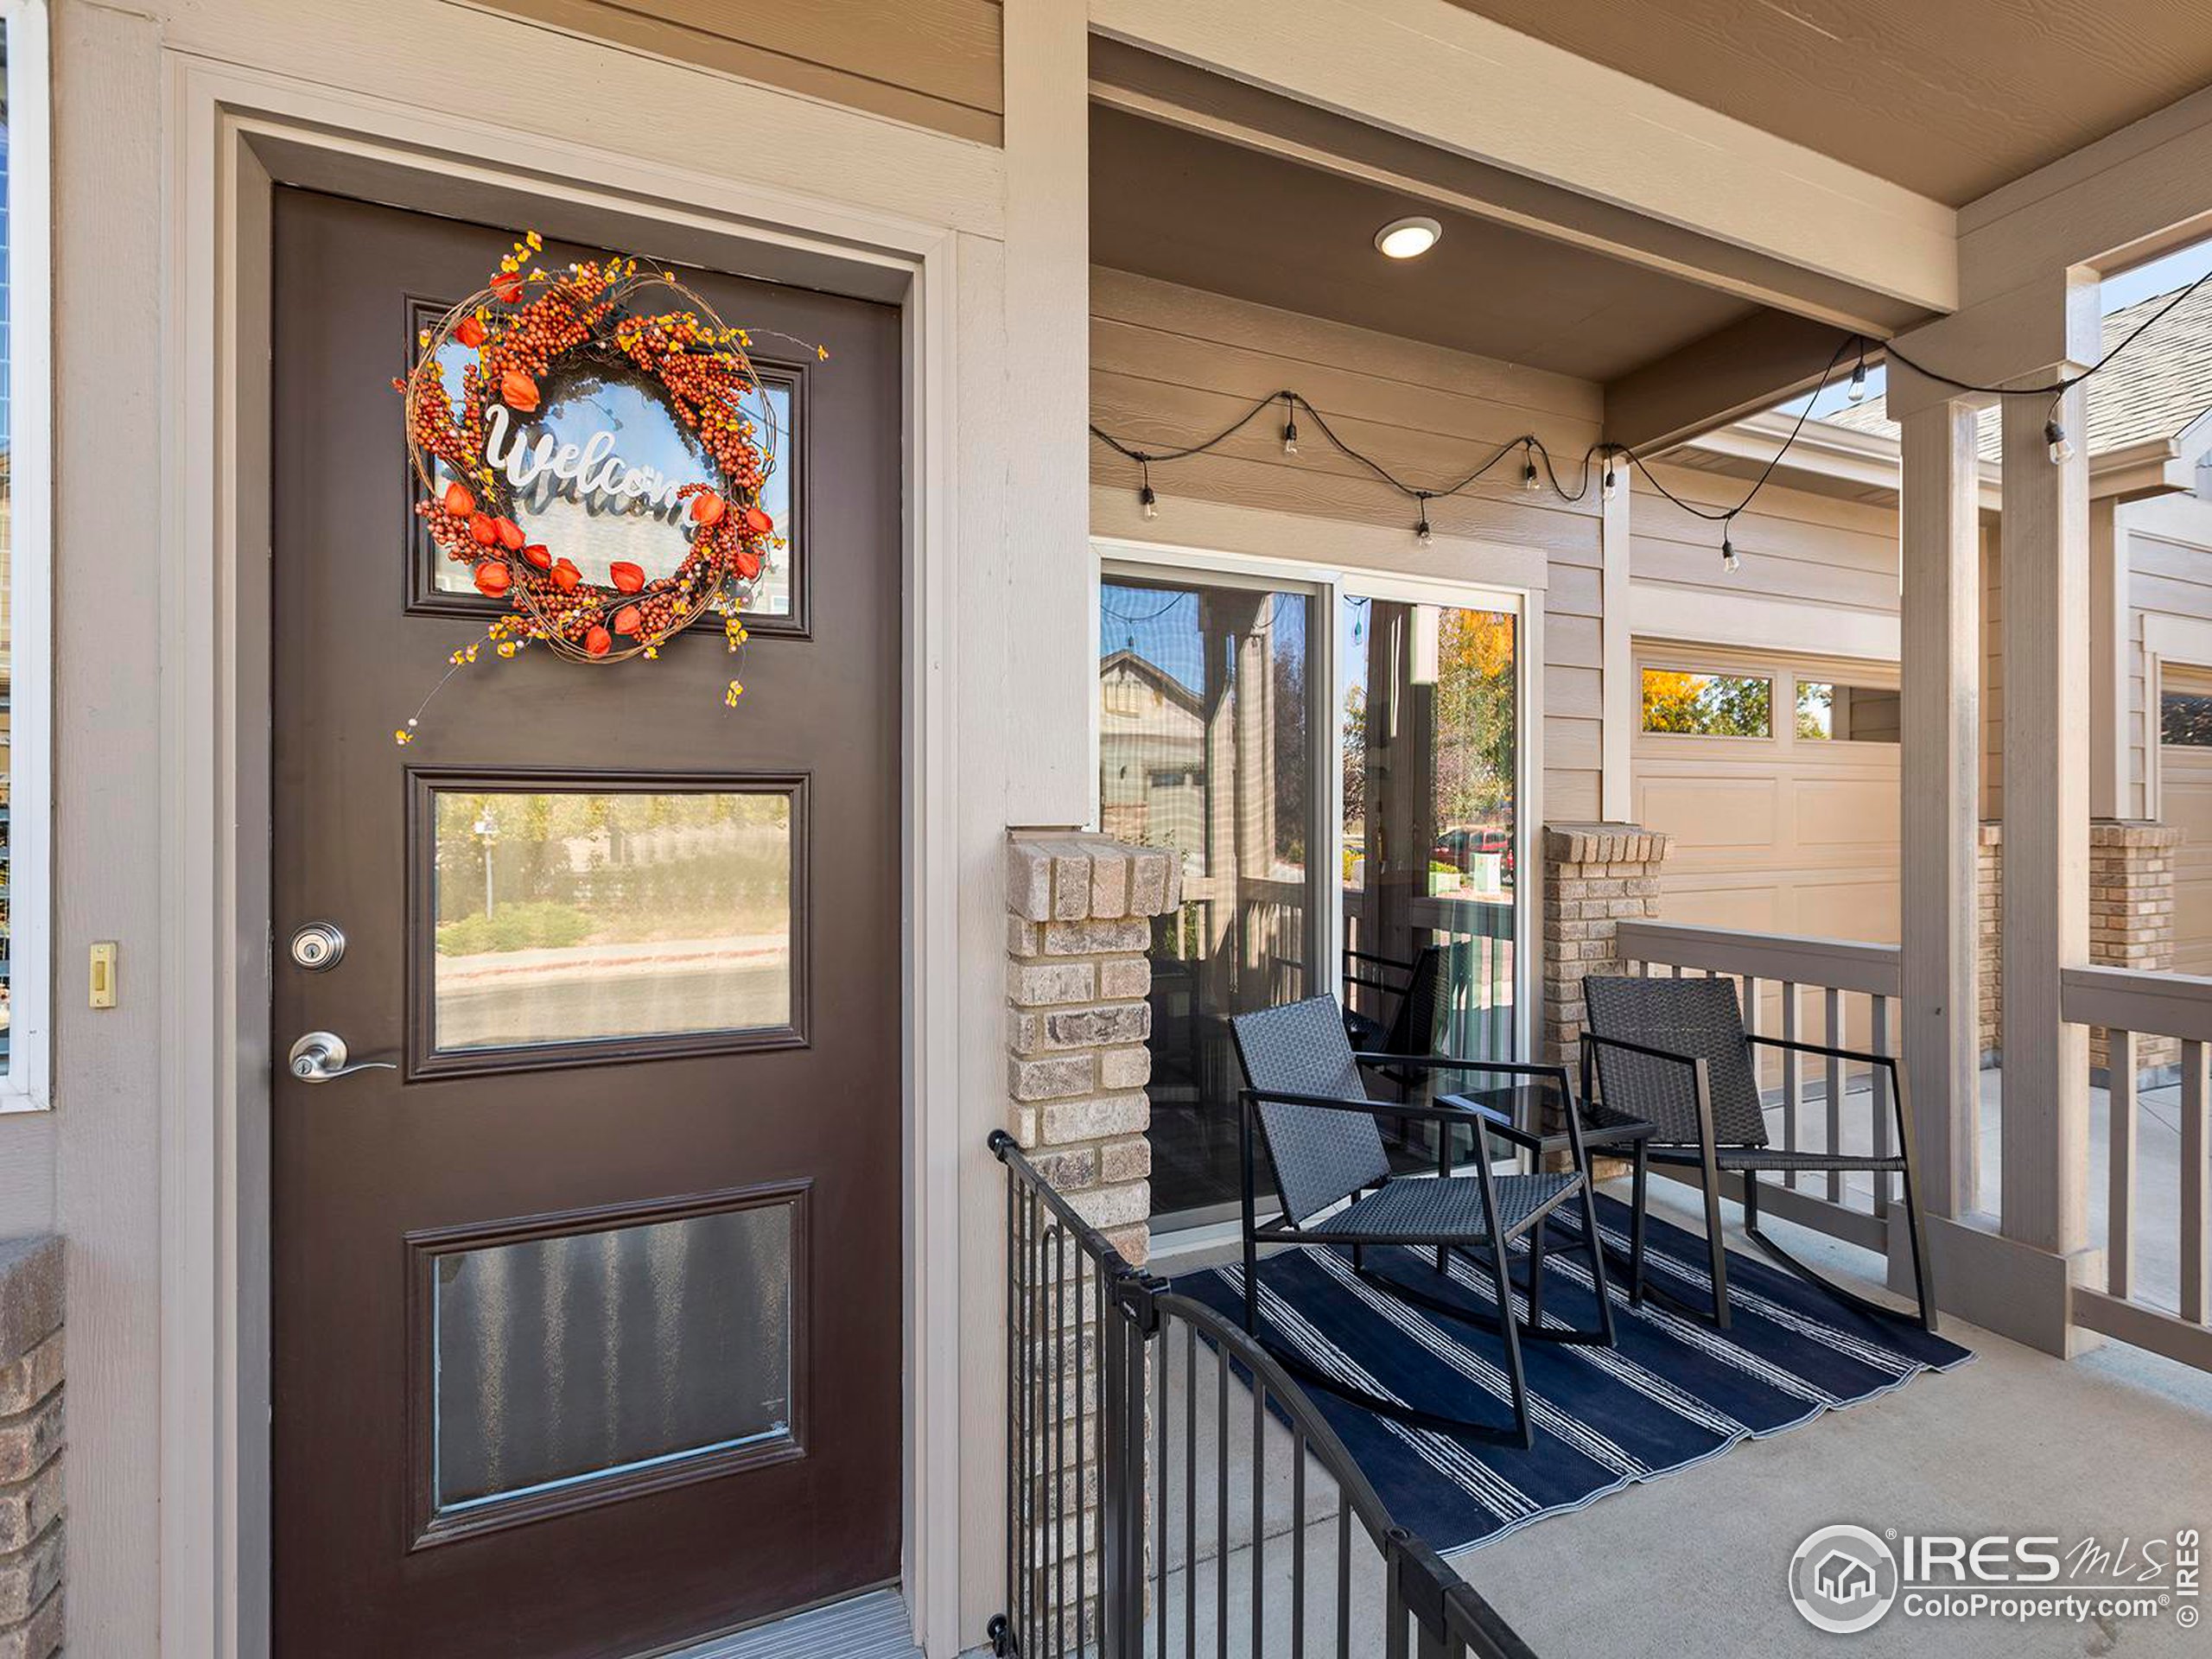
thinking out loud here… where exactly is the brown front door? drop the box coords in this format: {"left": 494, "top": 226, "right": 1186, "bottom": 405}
{"left": 270, "top": 188, "right": 903, "bottom": 1657}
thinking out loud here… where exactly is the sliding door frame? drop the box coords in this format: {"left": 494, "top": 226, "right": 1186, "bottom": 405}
{"left": 1094, "top": 539, "right": 1540, "bottom": 1243}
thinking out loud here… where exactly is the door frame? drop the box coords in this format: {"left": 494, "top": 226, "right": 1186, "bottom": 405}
{"left": 1094, "top": 537, "right": 1541, "bottom": 1241}
{"left": 159, "top": 58, "right": 966, "bottom": 1659}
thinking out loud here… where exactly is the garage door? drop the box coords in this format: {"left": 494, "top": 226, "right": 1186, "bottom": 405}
{"left": 2161, "top": 667, "right": 2212, "bottom": 976}
{"left": 1632, "top": 646, "right": 1900, "bottom": 945}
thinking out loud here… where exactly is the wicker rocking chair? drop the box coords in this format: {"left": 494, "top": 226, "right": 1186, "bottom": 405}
{"left": 1229, "top": 995, "right": 1617, "bottom": 1448}
{"left": 1580, "top": 974, "right": 1937, "bottom": 1333}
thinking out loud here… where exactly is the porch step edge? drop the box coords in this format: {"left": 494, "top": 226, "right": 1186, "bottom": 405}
{"left": 657, "top": 1589, "right": 918, "bottom": 1659}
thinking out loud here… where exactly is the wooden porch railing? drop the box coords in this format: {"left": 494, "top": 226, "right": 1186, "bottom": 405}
{"left": 1611, "top": 920, "right": 1903, "bottom": 1259}
{"left": 2059, "top": 964, "right": 2212, "bottom": 1375}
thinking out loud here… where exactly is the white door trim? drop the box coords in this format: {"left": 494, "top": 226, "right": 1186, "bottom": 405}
{"left": 161, "top": 56, "right": 967, "bottom": 1659}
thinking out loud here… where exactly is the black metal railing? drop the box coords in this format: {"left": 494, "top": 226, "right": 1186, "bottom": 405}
{"left": 988, "top": 1130, "right": 1539, "bottom": 1659}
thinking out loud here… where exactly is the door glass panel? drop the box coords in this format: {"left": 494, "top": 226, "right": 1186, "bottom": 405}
{"left": 1100, "top": 577, "right": 1316, "bottom": 1222}
{"left": 429, "top": 1197, "right": 797, "bottom": 1520}
{"left": 1339, "top": 597, "right": 1518, "bottom": 1093}
{"left": 422, "top": 326, "right": 798, "bottom": 618}
{"left": 429, "top": 786, "right": 794, "bottom": 1052}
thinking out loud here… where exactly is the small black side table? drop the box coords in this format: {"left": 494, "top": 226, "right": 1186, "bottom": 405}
{"left": 1441, "top": 1082, "right": 1656, "bottom": 1306}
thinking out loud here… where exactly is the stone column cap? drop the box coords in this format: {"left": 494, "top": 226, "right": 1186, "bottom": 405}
{"left": 2089, "top": 819, "right": 2182, "bottom": 848}
{"left": 0, "top": 1236, "right": 61, "bottom": 1367}
{"left": 1541, "top": 822, "right": 1672, "bottom": 863}
{"left": 1006, "top": 828, "right": 1182, "bottom": 923}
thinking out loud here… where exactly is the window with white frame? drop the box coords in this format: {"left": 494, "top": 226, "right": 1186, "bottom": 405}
{"left": 0, "top": 0, "right": 51, "bottom": 1107}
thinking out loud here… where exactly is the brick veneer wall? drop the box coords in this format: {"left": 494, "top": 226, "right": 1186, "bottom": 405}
{"left": 1977, "top": 819, "right": 2180, "bottom": 1077}
{"left": 1539, "top": 823, "right": 1672, "bottom": 1064}
{"left": 1004, "top": 830, "right": 1179, "bottom": 1265}
{"left": 0, "top": 1238, "right": 61, "bottom": 1659}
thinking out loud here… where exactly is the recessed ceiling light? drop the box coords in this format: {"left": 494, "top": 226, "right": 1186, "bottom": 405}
{"left": 1375, "top": 216, "right": 1442, "bottom": 259}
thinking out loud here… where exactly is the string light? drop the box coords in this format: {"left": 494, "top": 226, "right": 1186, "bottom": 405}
{"left": 1094, "top": 273, "right": 2205, "bottom": 565}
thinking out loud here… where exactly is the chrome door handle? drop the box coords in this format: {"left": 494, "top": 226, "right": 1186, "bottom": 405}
{"left": 288, "top": 1031, "right": 398, "bottom": 1084}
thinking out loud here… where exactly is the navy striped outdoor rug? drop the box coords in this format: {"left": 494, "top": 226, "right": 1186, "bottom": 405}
{"left": 1172, "top": 1192, "right": 1972, "bottom": 1553}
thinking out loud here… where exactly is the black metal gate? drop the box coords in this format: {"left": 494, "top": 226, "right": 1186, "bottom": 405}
{"left": 989, "top": 1131, "right": 1537, "bottom": 1659}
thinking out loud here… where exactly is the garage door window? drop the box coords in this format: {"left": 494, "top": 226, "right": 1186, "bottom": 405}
{"left": 2162, "top": 690, "right": 2212, "bottom": 747}
{"left": 1641, "top": 668, "right": 1771, "bottom": 738}
{"left": 1797, "top": 681, "right": 1900, "bottom": 743}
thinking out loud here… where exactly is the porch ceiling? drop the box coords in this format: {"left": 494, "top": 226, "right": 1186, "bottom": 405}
{"left": 1090, "top": 105, "right": 1762, "bottom": 385}
{"left": 1445, "top": 0, "right": 2212, "bottom": 207}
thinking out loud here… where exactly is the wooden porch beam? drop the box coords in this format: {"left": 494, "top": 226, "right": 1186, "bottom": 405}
{"left": 1090, "top": 0, "right": 1959, "bottom": 313}
{"left": 1602, "top": 311, "right": 1850, "bottom": 456}
{"left": 1087, "top": 38, "right": 1934, "bottom": 338}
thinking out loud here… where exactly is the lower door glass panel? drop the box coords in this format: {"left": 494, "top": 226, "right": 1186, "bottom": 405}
{"left": 425, "top": 1193, "right": 800, "bottom": 1532}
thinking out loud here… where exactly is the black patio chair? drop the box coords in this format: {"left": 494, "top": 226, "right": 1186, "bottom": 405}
{"left": 1229, "top": 995, "right": 1616, "bottom": 1448}
{"left": 1580, "top": 975, "right": 1936, "bottom": 1333}
{"left": 1340, "top": 946, "right": 1446, "bottom": 1090}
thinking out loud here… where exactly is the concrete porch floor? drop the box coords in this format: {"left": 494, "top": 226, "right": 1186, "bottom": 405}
{"left": 1152, "top": 1118, "right": 2212, "bottom": 1659}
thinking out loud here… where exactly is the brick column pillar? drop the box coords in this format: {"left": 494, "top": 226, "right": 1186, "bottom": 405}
{"left": 1004, "top": 830, "right": 1179, "bottom": 1263}
{"left": 1002, "top": 830, "right": 1178, "bottom": 1653}
{"left": 1538, "top": 823, "right": 1671, "bottom": 1065}
{"left": 1975, "top": 819, "right": 2178, "bottom": 1082}
{"left": 0, "top": 1238, "right": 61, "bottom": 1659}
{"left": 2088, "top": 821, "right": 2181, "bottom": 1078}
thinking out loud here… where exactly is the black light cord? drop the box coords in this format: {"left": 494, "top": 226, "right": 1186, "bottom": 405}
{"left": 1090, "top": 276, "right": 2208, "bottom": 567}
{"left": 1874, "top": 264, "right": 2212, "bottom": 399}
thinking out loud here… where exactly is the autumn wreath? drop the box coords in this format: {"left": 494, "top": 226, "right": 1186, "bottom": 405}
{"left": 394, "top": 232, "right": 812, "bottom": 739}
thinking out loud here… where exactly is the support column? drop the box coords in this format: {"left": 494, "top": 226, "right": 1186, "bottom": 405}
{"left": 1599, "top": 462, "right": 1633, "bottom": 823}
{"left": 2088, "top": 500, "right": 2128, "bottom": 820}
{"left": 1898, "top": 394, "right": 1982, "bottom": 1220}
{"left": 1999, "top": 376, "right": 2093, "bottom": 1258}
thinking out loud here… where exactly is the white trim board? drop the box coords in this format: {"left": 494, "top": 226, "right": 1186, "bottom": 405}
{"left": 0, "top": 0, "right": 53, "bottom": 1114}
{"left": 1090, "top": 485, "right": 1552, "bottom": 593}
{"left": 160, "top": 56, "right": 974, "bottom": 1659}
{"left": 1630, "top": 578, "right": 1902, "bottom": 662}
{"left": 2144, "top": 612, "right": 2212, "bottom": 670}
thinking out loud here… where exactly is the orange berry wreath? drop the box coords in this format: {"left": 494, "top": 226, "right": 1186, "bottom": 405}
{"left": 391, "top": 232, "right": 815, "bottom": 741}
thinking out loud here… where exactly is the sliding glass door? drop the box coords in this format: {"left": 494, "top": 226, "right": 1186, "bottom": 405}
{"left": 1100, "top": 560, "right": 1525, "bottom": 1232}
{"left": 1100, "top": 572, "right": 1320, "bottom": 1222}
{"left": 1338, "top": 592, "right": 1519, "bottom": 1081}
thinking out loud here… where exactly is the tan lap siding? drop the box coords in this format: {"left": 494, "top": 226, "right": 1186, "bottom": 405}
{"left": 476, "top": 0, "right": 1004, "bottom": 143}
{"left": 1089, "top": 266, "right": 1608, "bottom": 817}
{"left": 1630, "top": 463, "right": 1903, "bottom": 617}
